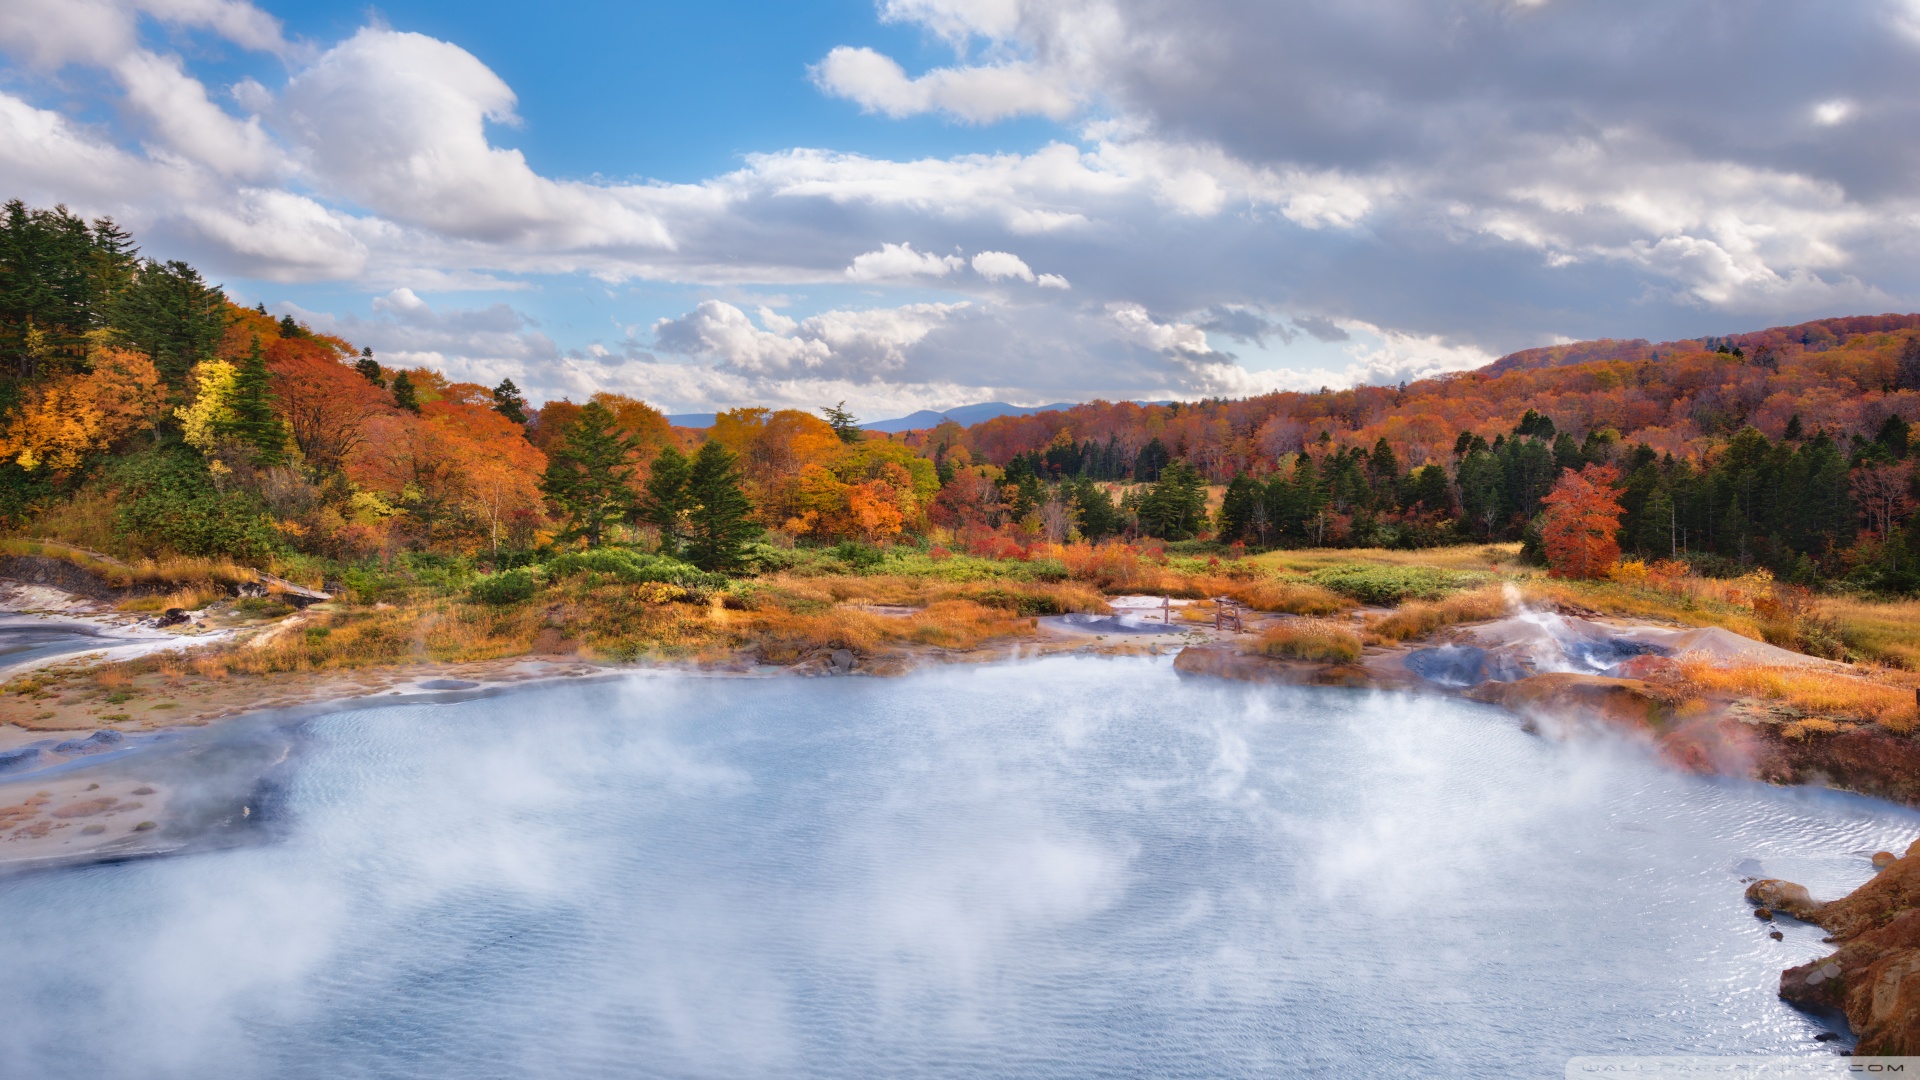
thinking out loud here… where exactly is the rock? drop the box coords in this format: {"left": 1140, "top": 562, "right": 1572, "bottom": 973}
{"left": 52, "top": 730, "right": 124, "bottom": 755}
{"left": 1877, "top": 851, "right": 1899, "bottom": 869}
{"left": 1466, "top": 673, "right": 1673, "bottom": 733}
{"left": 1746, "top": 879, "right": 1819, "bottom": 921}
{"left": 1815, "top": 1031, "right": 1838, "bottom": 1041}
{"left": 152, "top": 607, "right": 189, "bottom": 628}
{"left": 1771, "top": 930, "right": 1785, "bottom": 940}
{"left": 1755, "top": 907, "right": 1774, "bottom": 921}
{"left": 830, "top": 649, "right": 855, "bottom": 674}
{"left": 133, "top": 821, "right": 156, "bottom": 832}
{"left": 1761, "top": 839, "right": 1920, "bottom": 1054}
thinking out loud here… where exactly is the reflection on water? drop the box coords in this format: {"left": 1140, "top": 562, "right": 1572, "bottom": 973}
{"left": 0, "top": 656, "right": 1912, "bottom": 1079}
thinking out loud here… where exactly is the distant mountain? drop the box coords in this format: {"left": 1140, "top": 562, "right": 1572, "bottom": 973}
{"left": 861, "top": 402, "right": 1081, "bottom": 433}
{"left": 665, "top": 413, "right": 716, "bottom": 428}
{"left": 1485, "top": 313, "right": 1920, "bottom": 374}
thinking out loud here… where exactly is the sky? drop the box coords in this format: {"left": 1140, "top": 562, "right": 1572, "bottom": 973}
{"left": 3, "top": 0, "right": 1918, "bottom": 418}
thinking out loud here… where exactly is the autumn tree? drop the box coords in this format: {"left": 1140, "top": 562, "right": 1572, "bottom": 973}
{"left": 682, "top": 440, "right": 758, "bottom": 571}
{"left": 541, "top": 400, "right": 639, "bottom": 547}
{"left": 1539, "top": 463, "right": 1625, "bottom": 579}
{"left": 269, "top": 337, "right": 391, "bottom": 475}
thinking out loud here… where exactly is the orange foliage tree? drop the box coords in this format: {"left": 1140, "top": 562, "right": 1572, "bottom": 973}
{"left": 1539, "top": 463, "right": 1625, "bottom": 579}
{"left": 349, "top": 399, "right": 547, "bottom": 552}
{"left": 267, "top": 337, "right": 392, "bottom": 474}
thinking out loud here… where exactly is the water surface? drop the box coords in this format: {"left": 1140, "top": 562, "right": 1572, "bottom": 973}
{"left": 0, "top": 657, "right": 1910, "bottom": 1079}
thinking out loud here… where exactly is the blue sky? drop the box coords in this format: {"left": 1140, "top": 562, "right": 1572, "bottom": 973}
{"left": 3, "top": 0, "right": 1917, "bottom": 417}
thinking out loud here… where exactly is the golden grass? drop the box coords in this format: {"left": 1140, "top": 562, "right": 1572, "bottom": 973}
{"left": 1822, "top": 596, "right": 1920, "bottom": 670}
{"left": 738, "top": 598, "right": 1037, "bottom": 660}
{"left": 755, "top": 573, "right": 1110, "bottom": 617}
{"left": 116, "top": 584, "right": 227, "bottom": 612}
{"left": 1676, "top": 656, "right": 1920, "bottom": 734}
{"left": 1248, "top": 543, "right": 1523, "bottom": 575}
{"left": 0, "top": 537, "right": 256, "bottom": 588}
{"left": 1363, "top": 585, "right": 1512, "bottom": 643}
{"left": 1255, "top": 618, "right": 1364, "bottom": 663}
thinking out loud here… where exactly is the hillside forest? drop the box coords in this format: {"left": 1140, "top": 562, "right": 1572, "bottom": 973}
{"left": 2, "top": 199, "right": 1919, "bottom": 597}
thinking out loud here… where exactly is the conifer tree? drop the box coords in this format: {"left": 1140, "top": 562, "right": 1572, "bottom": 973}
{"left": 1137, "top": 459, "right": 1208, "bottom": 540}
{"left": 1070, "top": 476, "right": 1120, "bottom": 539}
{"left": 108, "top": 259, "right": 224, "bottom": 395}
{"left": 223, "top": 336, "right": 288, "bottom": 465}
{"left": 541, "top": 400, "right": 639, "bottom": 547}
{"left": 820, "top": 401, "right": 862, "bottom": 444}
{"left": 391, "top": 370, "right": 420, "bottom": 413}
{"left": 1215, "top": 473, "right": 1262, "bottom": 542}
{"left": 353, "top": 348, "right": 385, "bottom": 388}
{"left": 492, "top": 378, "right": 528, "bottom": 425}
{"left": 682, "top": 440, "right": 758, "bottom": 571}
{"left": 635, "top": 444, "right": 691, "bottom": 555}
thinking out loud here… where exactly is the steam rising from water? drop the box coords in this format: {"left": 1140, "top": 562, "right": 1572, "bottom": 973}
{"left": 0, "top": 657, "right": 1912, "bottom": 1078}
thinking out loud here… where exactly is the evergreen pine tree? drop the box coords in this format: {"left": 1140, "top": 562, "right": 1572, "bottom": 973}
{"left": 1215, "top": 473, "right": 1261, "bottom": 542}
{"left": 353, "top": 347, "right": 385, "bottom": 388}
{"left": 224, "top": 336, "right": 289, "bottom": 465}
{"left": 635, "top": 444, "right": 692, "bottom": 555}
{"left": 820, "top": 401, "right": 862, "bottom": 444}
{"left": 391, "top": 370, "right": 420, "bottom": 413}
{"left": 682, "top": 441, "right": 759, "bottom": 572}
{"left": 491, "top": 378, "right": 528, "bottom": 425}
{"left": 1137, "top": 460, "right": 1208, "bottom": 540}
{"left": 540, "top": 400, "right": 639, "bottom": 547}
{"left": 108, "top": 258, "right": 225, "bottom": 395}
{"left": 1070, "top": 477, "right": 1120, "bottom": 539}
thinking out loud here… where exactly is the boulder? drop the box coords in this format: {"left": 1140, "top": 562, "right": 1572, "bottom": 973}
{"left": 1759, "top": 837, "right": 1920, "bottom": 1054}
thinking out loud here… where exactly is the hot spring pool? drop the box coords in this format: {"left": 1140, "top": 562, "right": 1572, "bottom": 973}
{"left": 0, "top": 656, "right": 1911, "bottom": 1078}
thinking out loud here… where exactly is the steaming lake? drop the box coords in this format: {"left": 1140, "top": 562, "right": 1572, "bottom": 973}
{"left": 0, "top": 656, "right": 1913, "bottom": 1078}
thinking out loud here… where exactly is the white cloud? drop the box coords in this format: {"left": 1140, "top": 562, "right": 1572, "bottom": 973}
{"left": 811, "top": 47, "right": 1082, "bottom": 123}
{"left": 653, "top": 299, "right": 965, "bottom": 377}
{"left": 970, "top": 250, "right": 1034, "bottom": 281}
{"left": 1036, "top": 273, "right": 1070, "bottom": 289}
{"left": 1812, "top": 99, "right": 1856, "bottom": 126}
{"left": 278, "top": 29, "right": 676, "bottom": 252}
{"left": 846, "top": 242, "right": 966, "bottom": 281}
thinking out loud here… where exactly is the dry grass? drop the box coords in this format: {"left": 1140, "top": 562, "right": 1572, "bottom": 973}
{"left": 737, "top": 598, "right": 1037, "bottom": 660}
{"left": 1248, "top": 543, "right": 1523, "bottom": 575}
{"left": 116, "top": 585, "right": 228, "bottom": 612}
{"left": 0, "top": 538, "right": 256, "bottom": 588}
{"left": 1821, "top": 596, "right": 1920, "bottom": 670}
{"left": 1254, "top": 618, "right": 1364, "bottom": 663}
{"left": 1363, "top": 585, "right": 1512, "bottom": 643}
{"left": 1676, "top": 656, "right": 1920, "bottom": 734}
{"left": 754, "top": 573, "right": 1110, "bottom": 617}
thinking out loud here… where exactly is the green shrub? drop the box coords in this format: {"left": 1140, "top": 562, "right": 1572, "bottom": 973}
{"left": 110, "top": 446, "right": 283, "bottom": 561}
{"left": 468, "top": 567, "right": 539, "bottom": 605}
{"left": 1307, "top": 564, "right": 1479, "bottom": 605}
{"left": 544, "top": 548, "right": 728, "bottom": 591}
{"left": 829, "top": 541, "right": 886, "bottom": 571}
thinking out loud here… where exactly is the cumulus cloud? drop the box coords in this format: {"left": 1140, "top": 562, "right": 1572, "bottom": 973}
{"left": 812, "top": 47, "right": 1080, "bottom": 123}
{"left": 6, "top": 0, "right": 1920, "bottom": 415}
{"left": 846, "top": 242, "right": 966, "bottom": 281}
{"left": 970, "top": 251, "right": 1034, "bottom": 282}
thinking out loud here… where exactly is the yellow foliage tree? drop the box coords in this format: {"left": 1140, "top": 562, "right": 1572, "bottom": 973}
{"left": 0, "top": 381, "right": 105, "bottom": 471}
{"left": 175, "top": 360, "right": 239, "bottom": 454}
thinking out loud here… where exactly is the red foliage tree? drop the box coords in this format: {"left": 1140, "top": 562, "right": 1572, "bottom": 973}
{"left": 1539, "top": 463, "right": 1625, "bottom": 579}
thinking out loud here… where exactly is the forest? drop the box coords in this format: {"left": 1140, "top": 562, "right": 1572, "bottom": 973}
{"left": 2, "top": 198, "right": 1918, "bottom": 600}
